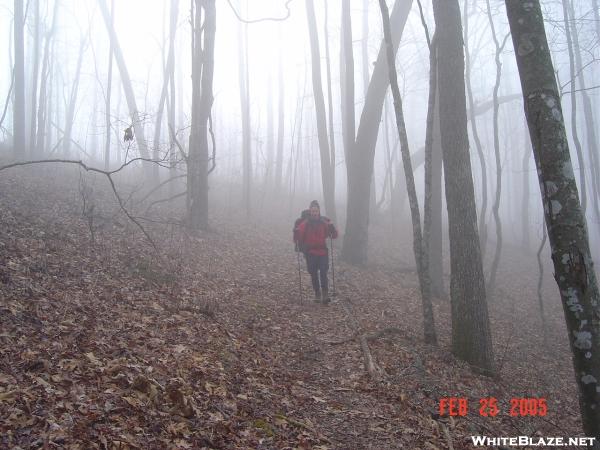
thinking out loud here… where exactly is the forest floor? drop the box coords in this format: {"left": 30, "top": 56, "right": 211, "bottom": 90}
{"left": 0, "top": 165, "right": 588, "bottom": 449}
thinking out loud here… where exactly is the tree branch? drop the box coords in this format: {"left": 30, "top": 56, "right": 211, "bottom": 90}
{"left": 562, "top": 83, "right": 600, "bottom": 95}
{"left": 415, "top": 0, "right": 431, "bottom": 49}
{"left": 168, "top": 123, "right": 188, "bottom": 162}
{"left": 0, "top": 68, "right": 15, "bottom": 131}
{"left": 208, "top": 113, "right": 216, "bottom": 175}
{"left": 338, "top": 297, "right": 383, "bottom": 380}
{"left": 225, "top": 0, "right": 294, "bottom": 23}
{"left": 145, "top": 190, "right": 187, "bottom": 214}
{"left": 0, "top": 158, "right": 162, "bottom": 250}
{"left": 138, "top": 174, "right": 186, "bottom": 204}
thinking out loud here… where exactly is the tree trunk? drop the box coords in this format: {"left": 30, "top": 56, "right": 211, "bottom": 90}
{"left": 423, "top": 34, "right": 445, "bottom": 299}
{"left": 568, "top": 0, "right": 600, "bottom": 234}
{"left": 382, "top": 98, "right": 398, "bottom": 215}
{"left": 485, "top": 0, "right": 509, "bottom": 294}
{"left": 521, "top": 125, "right": 532, "bottom": 250}
{"left": 103, "top": 0, "right": 114, "bottom": 170}
{"left": 13, "top": 0, "right": 25, "bottom": 157}
{"left": 152, "top": 0, "right": 179, "bottom": 179}
{"left": 361, "top": 0, "right": 370, "bottom": 92}
{"left": 536, "top": 218, "right": 548, "bottom": 346}
{"left": 342, "top": 0, "right": 412, "bottom": 265}
{"left": 274, "top": 26, "right": 285, "bottom": 192}
{"left": 265, "top": 69, "right": 274, "bottom": 189}
{"left": 62, "top": 38, "right": 85, "bottom": 158}
{"left": 305, "top": 0, "right": 337, "bottom": 223}
{"left": 593, "top": 0, "right": 600, "bottom": 44}
{"left": 463, "top": 0, "right": 488, "bottom": 258}
{"left": 323, "top": 2, "right": 336, "bottom": 211}
{"left": 188, "top": 0, "right": 215, "bottom": 230}
{"left": 378, "top": 0, "right": 436, "bottom": 345}
{"left": 560, "top": 0, "right": 586, "bottom": 213}
{"left": 340, "top": 0, "right": 355, "bottom": 165}
{"left": 35, "top": 0, "right": 59, "bottom": 157}
{"left": 362, "top": 0, "right": 377, "bottom": 220}
{"left": 505, "top": 0, "right": 600, "bottom": 438}
{"left": 97, "top": 0, "right": 149, "bottom": 160}
{"left": 238, "top": 17, "right": 251, "bottom": 216}
{"left": 290, "top": 90, "right": 307, "bottom": 212}
{"left": 430, "top": 72, "right": 444, "bottom": 298}
{"left": 28, "top": 0, "right": 40, "bottom": 156}
{"left": 433, "top": 0, "right": 494, "bottom": 374}
{"left": 90, "top": 90, "right": 99, "bottom": 159}
{"left": 168, "top": 0, "right": 177, "bottom": 192}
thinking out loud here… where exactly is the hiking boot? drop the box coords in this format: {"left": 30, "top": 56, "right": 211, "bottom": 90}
{"left": 314, "top": 291, "right": 322, "bottom": 303}
{"left": 322, "top": 289, "right": 330, "bottom": 305}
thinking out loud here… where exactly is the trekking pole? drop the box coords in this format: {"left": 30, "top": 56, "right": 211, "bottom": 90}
{"left": 330, "top": 237, "right": 336, "bottom": 298}
{"left": 296, "top": 249, "right": 304, "bottom": 304}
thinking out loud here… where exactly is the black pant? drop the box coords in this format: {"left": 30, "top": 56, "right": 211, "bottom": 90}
{"left": 306, "top": 253, "right": 329, "bottom": 294}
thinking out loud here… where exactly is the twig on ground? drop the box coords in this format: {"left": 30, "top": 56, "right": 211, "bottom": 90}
{"left": 339, "top": 297, "right": 383, "bottom": 380}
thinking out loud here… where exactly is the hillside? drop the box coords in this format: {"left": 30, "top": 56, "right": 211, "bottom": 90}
{"left": 0, "top": 165, "right": 585, "bottom": 449}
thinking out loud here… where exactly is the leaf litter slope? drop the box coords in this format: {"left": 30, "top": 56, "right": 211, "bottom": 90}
{"left": 0, "top": 166, "right": 584, "bottom": 449}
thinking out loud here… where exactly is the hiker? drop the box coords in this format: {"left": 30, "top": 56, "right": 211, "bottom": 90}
{"left": 293, "top": 200, "right": 338, "bottom": 303}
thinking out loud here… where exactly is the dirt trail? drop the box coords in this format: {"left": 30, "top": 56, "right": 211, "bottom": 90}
{"left": 0, "top": 167, "right": 585, "bottom": 449}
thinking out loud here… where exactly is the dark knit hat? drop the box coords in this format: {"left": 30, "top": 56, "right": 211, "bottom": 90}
{"left": 310, "top": 200, "right": 320, "bottom": 209}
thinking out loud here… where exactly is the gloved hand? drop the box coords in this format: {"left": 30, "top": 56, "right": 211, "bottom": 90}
{"left": 327, "top": 223, "right": 335, "bottom": 234}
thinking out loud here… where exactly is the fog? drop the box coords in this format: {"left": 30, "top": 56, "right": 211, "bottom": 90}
{"left": 2, "top": 1, "right": 598, "bottom": 244}
{"left": 2, "top": 0, "right": 600, "bottom": 444}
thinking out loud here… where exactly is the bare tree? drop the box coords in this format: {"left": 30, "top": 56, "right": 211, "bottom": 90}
{"left": 378, "top": 0, "right": 436, "bottom": 344}
{"left": 485, "top": 0, "right": 510, "bottom": 294}
{"left": 305, "top": 0, "right": 337, "bottom": 223}
{"left": 342, "top": 0, "right": 412, "bottom": 265}
{"left": 362, "top": 0, "right": 377, "bottom": 218}
{"left": 505, "top": 0, "right": 600, "bottom": 438}
{"left": 265, "top": 69, "right": 274, "bottom": 190}
{"left": 188, "top": 0, "right": 215, "bottom": 230}
{"left": 167, "top": 0, "right": 178, "bottom": 189}
{"left": 152, "top": 0, "right": 179, "bottom": 180}
{"left": 340, "top": 0, "right": 355, "bottom": 164}
{"left": 13, "top": 0, "right": 25, "bottom": 156}
{"left": 97, "top": 0, "right": 150, "bottom": 160}
{"left": 560, "top": 0, "right": 586, "bottom": 213}
{"left": 35, "top": 0, "right": 59, "bottom": 157}
{"left": 238, "top": 14, "right": 251, "bottom": 216}
{"left": 416, "top": 0, "right": 445, "bottom": 298}
{"left": 28, "top": 0, "right": 40, "bottom": 156}
{"left": 433, "top": 0, "right": 494, "bottom": 374}
{"left": 274, "top": 25, "right": 285, "bottom": 192}
{"left": 323, "top": 2, "right": 336, "bottom": 210}
{"left": 566, "top": 0, "right": 600, "bottom": 231}
{"left": 62, "top": 38, "right": 86, "bottom": 159}
{"left": 521, "top": 124, "right": 532, "bottom": 250}
{"left": 102, "top": 0, "right": 114, "bottom": 170}
{"left": 592, "top": 0, "right": 600, "bottom": 44}
{"left": 463, "top": 0, "right": 488, "bottom": 257}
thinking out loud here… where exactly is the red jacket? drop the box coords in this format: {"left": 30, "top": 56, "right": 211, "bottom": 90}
{"left": 294, "top": 216, "right": 338, "bottom": 256}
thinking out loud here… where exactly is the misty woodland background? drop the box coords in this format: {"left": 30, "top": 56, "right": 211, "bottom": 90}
{"left": 1, "top": 0, "right": 600, "bottom": 448}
